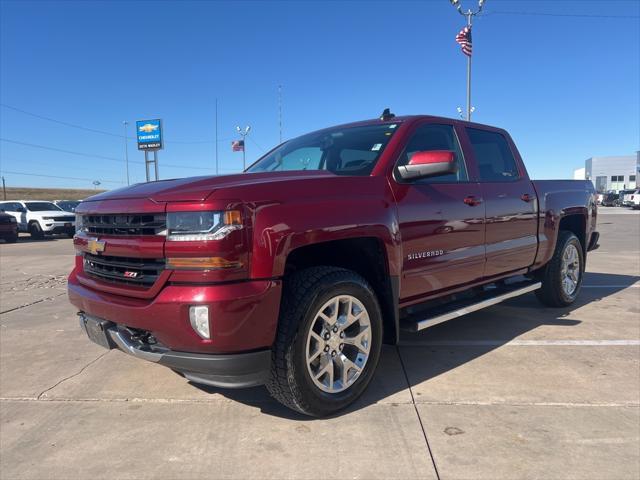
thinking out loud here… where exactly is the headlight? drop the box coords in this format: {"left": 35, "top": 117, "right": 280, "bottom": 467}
{"left": 9, "top": 216, "right": 16, "bottom": 223}
{"left": 167, "top": 210, "right": 242, "bottom": 241}
{"left": 75, "top": 214, "right": 85, "bottom": 233}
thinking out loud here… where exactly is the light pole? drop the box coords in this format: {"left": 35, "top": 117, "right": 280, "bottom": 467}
{"left": 93, "top": 180, "right": 101, "bottom": 190}
{"left": 236, "top": 125, "right": 251, "bottom": 171}
{"left": 278, "top": 84, "right": 283, "bottom": 144}
{"left": 123, "top": 121, "right": 130, "bottom": 185}
{"left": 450, "top": 0, "right": 485, "bottom": 121}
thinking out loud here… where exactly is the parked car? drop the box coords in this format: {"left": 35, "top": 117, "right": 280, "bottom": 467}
{"left": 601, "top": 192, "right": 619, "bottom": 207}
{"left": 619, "top": 189, "right": 636, "bottom": 207}
{"left": 625, "top": 189, "right": 640, "bottom": 209}
{"left": 54, "top": 200, "right": 81, "bottom": 212}
{"left": 0, "top": 212, "right": 18, "bottom": 243}
{"left": 0, "top": 200, "right": 76, "bottom": 239}
{"left": 69, "top": 113, "right": 599, "bottom": 417}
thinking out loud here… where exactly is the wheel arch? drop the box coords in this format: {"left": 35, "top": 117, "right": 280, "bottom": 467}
{"left": 283, "top": 237, "right": 400, "bottom": 345}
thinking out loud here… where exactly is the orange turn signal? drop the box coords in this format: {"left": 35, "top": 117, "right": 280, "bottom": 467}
{"left": 166, "top": 257, "right": 243, "bottom": 270}
{"left": 224, "top": 210, "right": 242, "bottom": 225}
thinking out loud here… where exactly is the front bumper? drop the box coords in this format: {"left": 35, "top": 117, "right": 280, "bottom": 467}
{"left": 42, "top": 221, "right": 75, "bottom": 233}
{"left": 79, "top": 313, "right": 270, "bottom": 388}
{"left": 68, "top": 269, "right": 282, "bottom": 354}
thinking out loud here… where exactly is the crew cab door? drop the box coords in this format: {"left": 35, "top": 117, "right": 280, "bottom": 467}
{"left": 391, "top": 121, "right": 485, "bottom": 302}
{"left": 464, "top": 127, "right": 538, "bottom": 277}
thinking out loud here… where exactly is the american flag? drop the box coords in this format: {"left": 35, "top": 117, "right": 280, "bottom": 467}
{"left": 455, "top": 25, "right": 472, "bottom": 57}
{"left": 231, "top": 140, "right": 244, "bottom": 152}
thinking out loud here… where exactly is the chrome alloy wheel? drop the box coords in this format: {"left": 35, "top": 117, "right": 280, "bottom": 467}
{"left": 305, "top": 295, "right": 372, "bottom": 393}
{"left": 561, "top": 243, "right": 581, "bottom": 296}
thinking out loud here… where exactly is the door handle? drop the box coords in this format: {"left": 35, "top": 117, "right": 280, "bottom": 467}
{"left": 521, "top": 193, "right": 534, "bottom": 202}
{"left": 464, "top": 196, "right": 482, "bottom": 206}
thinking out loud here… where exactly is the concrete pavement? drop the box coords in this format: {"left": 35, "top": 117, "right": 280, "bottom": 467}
{"left": 1, "top": 213, "right": 638, "bottom": 479}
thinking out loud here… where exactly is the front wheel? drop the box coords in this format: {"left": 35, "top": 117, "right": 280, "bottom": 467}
{"left": 29, "top": 221, "right": 44, "bottom": 239}
{"left": 535, "top": 231, "right": 584, "bottom": 307}
{"left": 267, "top": 267, "right": 383, "bottom": 417}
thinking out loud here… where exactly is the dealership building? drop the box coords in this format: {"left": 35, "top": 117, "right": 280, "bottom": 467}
{"left": 574, "top": 152, "right": 640, "bottom": 193}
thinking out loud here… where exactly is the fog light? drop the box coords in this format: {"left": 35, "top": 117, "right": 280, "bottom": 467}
{"left": 189, "top": 305, "right": 210, "bottom": 339}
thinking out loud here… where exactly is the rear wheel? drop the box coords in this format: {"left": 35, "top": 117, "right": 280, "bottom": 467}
{"left": 29, "top": 221, "right": 44, "bottom": 239}
{"left": 267, "top": 266, "right": 383, "bottom": 417}
{"left": 535, "top": 231, "right": 584, "bottom": 307}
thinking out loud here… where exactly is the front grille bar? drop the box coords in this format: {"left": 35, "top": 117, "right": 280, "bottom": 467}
{"left": 83, "top": 214, "right": 166, "bottom": 236}
{"left": 84, "top": 253, "right": 165, "bottom": 287}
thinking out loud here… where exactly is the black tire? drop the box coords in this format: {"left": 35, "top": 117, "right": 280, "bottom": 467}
{"left": 29, "top": 221, "right": 44, "bottom": 239}
{"left": 266, "top": 266, "right": 383, "bottom": 417}
{"left": 535, "top": 231, "right": 584, "bottom": 307}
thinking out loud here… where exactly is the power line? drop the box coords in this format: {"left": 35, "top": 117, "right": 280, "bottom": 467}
{"left": 0, "top": 104, "right": 231, "bottom": 144}
{"left": 1, "top": 138, "right": 131, "bottom": 163}
{"left": 0, "top": 138, "right": 219, "bottom": 171}
{"left": 247, "top": 136, "right": 266, "bottom": 153}
{"left": 0, "top": 170, "right": 126, "bottom": 184}
{"left": 482, "top": 10, "right": 640, "bottom": 19}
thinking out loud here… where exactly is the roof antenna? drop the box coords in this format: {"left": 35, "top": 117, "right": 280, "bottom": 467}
{"left": 380, "top": 108, "right": 395, "bottom": 121}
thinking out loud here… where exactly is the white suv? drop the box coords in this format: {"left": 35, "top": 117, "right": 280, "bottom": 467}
{"left": 0, "top": 200, "right": 76, "bottom": 239}
{"left": 625, "top": 189, "right": 640, "bottom": 209}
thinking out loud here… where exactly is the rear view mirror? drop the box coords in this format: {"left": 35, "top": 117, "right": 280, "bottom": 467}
{"left": 397, "top": 150, "right": 457, "bottom": 181}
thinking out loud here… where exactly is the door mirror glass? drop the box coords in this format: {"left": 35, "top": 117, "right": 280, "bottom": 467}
{"left": 397, "top": 150, "right": 458, "bottom": 180}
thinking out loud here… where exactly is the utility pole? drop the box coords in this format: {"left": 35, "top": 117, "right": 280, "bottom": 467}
{"left": 123, "top": 121, "right": 130, "bottom": 185}
{"left": 278, "top": 84, "right": 283, "bottom": 144}
{"left": 1, "top": 176, "right": 6, "bottom": 200}
{"left": 236, "top": 125, "right": 251, "bottom": 171}
{"left": 215, "top": 98, "right": 219, "bottom": 175}
{"left": 450, "top": 0, "right": 485, "bottom": 121}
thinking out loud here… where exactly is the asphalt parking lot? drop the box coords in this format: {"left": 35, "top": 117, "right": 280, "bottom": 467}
{"left": 1, "top": 208, "right": 639, "bottom": 480}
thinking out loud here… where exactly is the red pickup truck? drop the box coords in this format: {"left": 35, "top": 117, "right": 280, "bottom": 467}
{"left": 69, "top": 113, "right": 598, "bottom": 416}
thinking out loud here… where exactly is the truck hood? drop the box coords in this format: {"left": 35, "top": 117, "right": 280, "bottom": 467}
{"left": 84, "top": 171, "right": 337, "bottom": 203}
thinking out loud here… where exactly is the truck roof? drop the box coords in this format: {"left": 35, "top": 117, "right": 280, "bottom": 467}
{"left": 323, "top": 114, "right": 506, "bottom": 133}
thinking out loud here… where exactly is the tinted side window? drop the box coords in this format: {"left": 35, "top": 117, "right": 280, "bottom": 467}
{"left": 467, "top": 128, "right": 520, "bottom": 182}
{"left": 0, "top": 202, "right": 19, "bottom": 212}
{"left": 396, "top": 124, "right": 468, "bottom": 183}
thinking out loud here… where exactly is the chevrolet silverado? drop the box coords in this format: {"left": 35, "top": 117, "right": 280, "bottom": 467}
{"left": 69, "top": 113, "right": 599, "bottom": 416}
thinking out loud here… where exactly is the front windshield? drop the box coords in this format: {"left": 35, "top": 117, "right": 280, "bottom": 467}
{"left": 25, "top": 202, "right": 62, "bottom": 212}
{"left": 247, "top": 123, "right": 400, "bottom": 176}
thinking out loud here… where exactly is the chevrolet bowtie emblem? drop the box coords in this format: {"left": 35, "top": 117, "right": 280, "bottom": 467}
{"left": 138, "top": 123, "right": 159, "bottom": 133}
{"left": 87, "top": 238, "right": 106, "bottom": 255}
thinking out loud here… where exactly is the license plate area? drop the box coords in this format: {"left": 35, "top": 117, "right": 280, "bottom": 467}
{"left": 79, "top": 314, "right": 115, "bottom": 350}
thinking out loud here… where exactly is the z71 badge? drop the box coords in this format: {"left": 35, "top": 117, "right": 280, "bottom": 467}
{"left": 407, "top": 250, "right": 444, "bottom": 261}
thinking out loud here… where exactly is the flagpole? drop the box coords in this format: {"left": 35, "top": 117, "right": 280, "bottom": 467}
{"left": 466, "top": 13, "right": 472, "bottom": 121}
{"left": 451, "top": 0, "right": 484, "bottom": 122}
{"left": 215, "top": 98, "right": 219, "bottom": 175}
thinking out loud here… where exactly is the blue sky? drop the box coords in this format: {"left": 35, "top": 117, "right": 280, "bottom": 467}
{"left": 1, "top": 0, "right": 638, "bottom": 189}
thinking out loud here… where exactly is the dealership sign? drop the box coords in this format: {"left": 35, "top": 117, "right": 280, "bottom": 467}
{"left": 136, "top": 119, "right": 163, "bottom": 150}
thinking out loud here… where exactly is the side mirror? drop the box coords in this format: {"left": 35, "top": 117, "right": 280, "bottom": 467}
{"left": 17, "top": 207, "right": 26, "bottom": 213}
{"left": 397, "top": 150, "right": 458, "bottom": 181}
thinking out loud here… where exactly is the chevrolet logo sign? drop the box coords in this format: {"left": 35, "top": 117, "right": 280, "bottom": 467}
{"left": 138, "top": 123, "right": 159, "bottom": 133}
{"left": 87, "top": 238, "right": 106, "bottom": 255}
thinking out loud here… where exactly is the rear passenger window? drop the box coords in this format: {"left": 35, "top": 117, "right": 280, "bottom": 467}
{"left": 467, "top": 128, "right": 520, "bottom": 182}
{"left": 396, "top": 124, "right": 468, "bottom": 183}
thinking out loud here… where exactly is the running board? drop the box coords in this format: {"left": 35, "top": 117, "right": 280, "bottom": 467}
{"left": 402, "top": 281, "right": 542, "bottom": 332}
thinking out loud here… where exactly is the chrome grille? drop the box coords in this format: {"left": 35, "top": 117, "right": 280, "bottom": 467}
{"left": 83, "top": 214, "right": 165, "bottom": 236}
{"left": 83, "top": 253, "right": 165, "bottom": 287}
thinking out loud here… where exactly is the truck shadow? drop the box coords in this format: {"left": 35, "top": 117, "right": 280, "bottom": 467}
{"left": 192, "top": 272, "right": 638, "bottom": 420}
